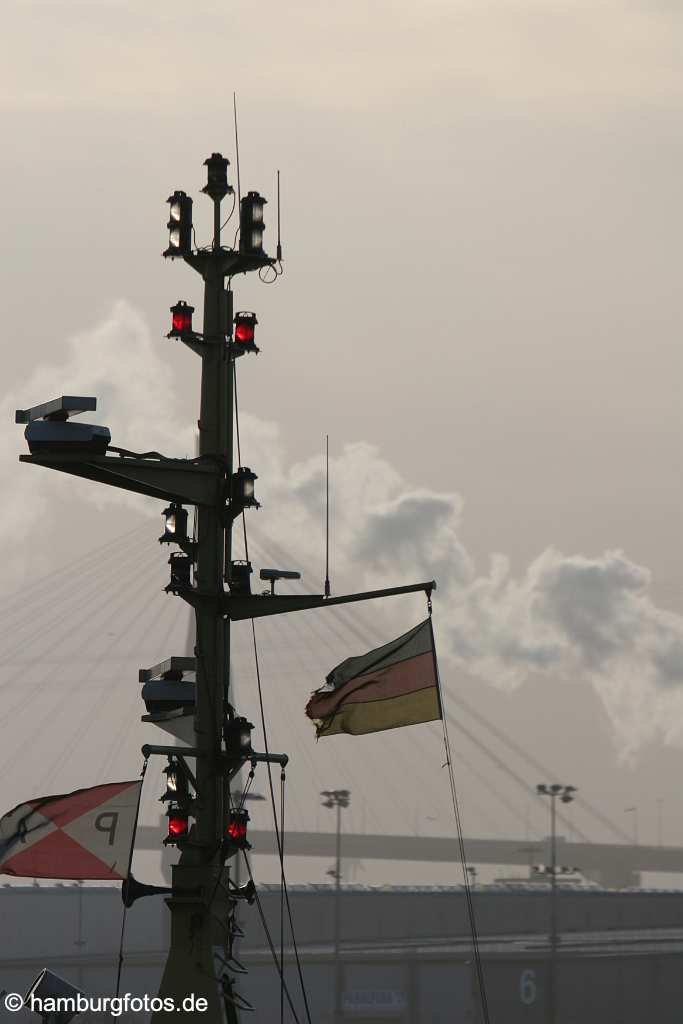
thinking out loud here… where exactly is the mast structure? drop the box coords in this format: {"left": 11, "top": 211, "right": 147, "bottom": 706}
{"left": 15, "top": 150, "right": 435, "bottom": 1021}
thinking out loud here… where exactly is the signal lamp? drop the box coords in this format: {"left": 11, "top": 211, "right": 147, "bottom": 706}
{"left": 168, "top": 301, "right": 195, "bottom": 340}
{"left": 224, "top": 715, "right": 254, "bottom": 759}
{"left": 164, "top": 807, "right": 190, "bottom": 845}
{"left": 233, "top": 312, "right": 259, "bottom": 355}
{"left": 224, "top": 809, "right": 251, "bottom": 857}
{"left": 160, "top": 757, "right": 191, "bottom": 803}
{"left": 202, "top": 152, "right": 232, "bottom": 201}
{"left": 164, "top": 190, "right": 193, "bottom": 259}
{"left": 228, "top": 559, "right": 252, "bottom": 596}
{"left": 166, "top": 552, "right": 192, "bottom": 593}
{"left": 159, "top": 503, "right": 189, "bottom": 545}
{"left": 231, "top": 467, "right": 259, "bottom": 511}
{"left": 239, "top": 191, "right": 266, "bottom": 255}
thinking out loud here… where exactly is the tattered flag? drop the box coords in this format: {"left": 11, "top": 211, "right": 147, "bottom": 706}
{"left": 306, "top": 619, "right": 442, "bottom": 738}
{"left": 0, "top": 780, "right": 142, "bottom": 880}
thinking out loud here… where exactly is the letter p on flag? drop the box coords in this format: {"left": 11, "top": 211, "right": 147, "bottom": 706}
{"left": 0, "top": 780, "right": 142, "bottom": 880}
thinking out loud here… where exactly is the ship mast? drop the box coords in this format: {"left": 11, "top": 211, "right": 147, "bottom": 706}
{"left": 16, "top": 151, "right": 434, "bottom": 1021}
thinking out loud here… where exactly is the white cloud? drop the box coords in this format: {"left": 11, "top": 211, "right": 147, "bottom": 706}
{"left": 1, "top": 301, "right": 193, "bottom": 578}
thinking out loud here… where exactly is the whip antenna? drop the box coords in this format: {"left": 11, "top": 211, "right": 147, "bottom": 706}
{"left": 276, "top": 169, "right": 282, "bottom": 261}
{"left": 233, "top": 92, "right": 242, "bottom": 205}
{"left": 324, "top": 434, "right": 331, "bottom": 598}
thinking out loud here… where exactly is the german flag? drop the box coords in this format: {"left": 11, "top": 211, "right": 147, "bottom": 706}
{"left": 305, "top": 619, "right": 442, "bottom": 738}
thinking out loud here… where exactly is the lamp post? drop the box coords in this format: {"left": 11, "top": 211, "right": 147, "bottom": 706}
{"left": 537, "top": 783, "right": 576, "bottom": 1024}
{"left": 624, "top": 806, "right": 639, "bottom": 846}
{"left": 321, "top": 789, "right": 350, "bottom": 1023}
{"left": 657, "top": 798, "right": 664, "bottom": 847}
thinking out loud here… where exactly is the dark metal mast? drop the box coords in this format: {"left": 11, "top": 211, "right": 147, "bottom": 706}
{"left": 15, "top": 149, "right": 435, "bottom": 1022}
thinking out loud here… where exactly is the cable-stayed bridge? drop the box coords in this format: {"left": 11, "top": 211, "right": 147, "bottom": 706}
{"left": 0, "top": 523, "right": 674, "bottom": 891}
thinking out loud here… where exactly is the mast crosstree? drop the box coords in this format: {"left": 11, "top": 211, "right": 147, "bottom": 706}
{"left": 15, "top": 151, "right": 434, "bottom": 1021}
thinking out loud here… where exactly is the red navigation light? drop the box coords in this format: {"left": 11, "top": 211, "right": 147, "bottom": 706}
{"left": 227, "top": 819, "right": 247, "bottom": 840}
{"left": 225, "top": 809, "right": 250, "bottom": 856}
{"left": 235, "top": 322, "right": 254, "bottom": 344}
{"left": 233, "top": 312, "right": 258, "bottom": 353}
{"left": 167, "top": 811, "right": 189, "bottom": 838}
{"left": 168, "top": 301, "right": 195, "bottom": 339}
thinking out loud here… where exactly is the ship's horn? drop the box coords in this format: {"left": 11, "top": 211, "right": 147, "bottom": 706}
{"left": 121, "top": 873, "right": 173, "bottom": 907}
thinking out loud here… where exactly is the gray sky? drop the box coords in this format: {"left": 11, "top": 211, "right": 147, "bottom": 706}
{"left": 1, "top": 0, "right": 682, "bottom": 880}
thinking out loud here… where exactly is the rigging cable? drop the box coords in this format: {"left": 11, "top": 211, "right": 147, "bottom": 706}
{"left": 241, "top": 852, "right": 303, "bottom": 1024}
{"left": 115, "top": 756, "right": 149, "bottom": 998}
{"left": 280, "top": 768, "right": 286, "bottom": 1024}
{"left": 428, "top": 601, "right": 490, "bottom": 1024}
{"left": 233, "top": 361, "right": 314, "bottom": 1024}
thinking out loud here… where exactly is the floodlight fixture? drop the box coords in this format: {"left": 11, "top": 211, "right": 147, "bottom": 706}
{"left": 537, "top": 783, "right": 576, "bottom": 804}
{"left": 320, "top": 788, "right": 351, "bottom": 809}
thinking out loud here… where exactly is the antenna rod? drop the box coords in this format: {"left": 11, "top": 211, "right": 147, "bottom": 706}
{"left": 276, "top": 169, "right": 282, "bottom": 261}
{"left": 233, "top": 92, "right": 242, "bottom": 205}
{"left": 324, "top": 434, "right": 331, "bottom": 598}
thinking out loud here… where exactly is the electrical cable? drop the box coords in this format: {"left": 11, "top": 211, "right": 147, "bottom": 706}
{"left": 220, "top": 193, "right": 237, "bottom": 231}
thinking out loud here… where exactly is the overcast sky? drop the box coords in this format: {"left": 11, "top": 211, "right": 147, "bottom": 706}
{"left": 1, "top": 0, "right": 682, "bottom": 881}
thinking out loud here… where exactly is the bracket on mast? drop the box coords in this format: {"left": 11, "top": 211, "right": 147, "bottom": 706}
{"left": 19, "top": 452, "right": 223, "bottom": 506}
{"left": 180, "top": 579, "right": 436, "bottom": 620}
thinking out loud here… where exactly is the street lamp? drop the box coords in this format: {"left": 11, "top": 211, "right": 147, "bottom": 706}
{"left": 624, "top": 806, "right": 639, "bottom": 846}
{"left": 321, "top": 789, "right": 350, "bottom": 1024}
{"left": 536, "top": 783, "right": 577, "bottom": 1024}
